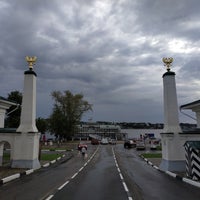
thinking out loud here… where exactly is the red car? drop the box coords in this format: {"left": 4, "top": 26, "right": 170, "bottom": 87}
{"left": 78, "top": 142, "right": 88, "bottom": 151}
{"left": 91, "top": 138, "right": 100, "bottom": 145}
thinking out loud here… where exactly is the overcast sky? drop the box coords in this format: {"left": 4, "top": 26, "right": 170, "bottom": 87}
{"left": 0, "top": 0, "right": 200, "bottom": 123}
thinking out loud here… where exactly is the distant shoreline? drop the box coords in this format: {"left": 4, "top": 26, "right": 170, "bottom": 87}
{"left": 121, "top": 129, "right": 163, "bottom": 139}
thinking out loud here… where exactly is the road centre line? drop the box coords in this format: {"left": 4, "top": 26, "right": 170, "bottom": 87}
{"left": 84, "top": 162, "right": 88, "bottom": 167}
{"left": 79, "top": 167, "right": 84, "bottom": 172}
{"left": 45, "top": 195, "right": 54, "bottom": 200}
{"left": 123, "top": 182, "right": 129, "bottom": 192}
{"left": 117, "top": 167, "right": 121, "bottom": 173}
{"left": 71, "top": 172, "right": 78, "bottom": 179}
{"left": 58, "top": 181, "right": 69, "bottom": 190}
{"left": 112, "top": 147, "right": 133, "bottom": 200}
{"left": 119, "top": 173, "right": 124, "bottom": 180}
{"left": 45, "top": 146, "right": 99, "bottom": 200}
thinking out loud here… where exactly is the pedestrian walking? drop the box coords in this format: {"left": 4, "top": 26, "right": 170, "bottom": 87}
{"left": 81, "top": 147, "right": 87, "bottom": 157}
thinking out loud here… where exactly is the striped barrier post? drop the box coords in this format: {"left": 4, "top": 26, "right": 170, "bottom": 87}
{"left": 184, "top": 141, "right": 200, "bottom": 181}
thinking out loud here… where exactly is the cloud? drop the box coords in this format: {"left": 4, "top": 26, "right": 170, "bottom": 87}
{"left": 0, "top": 0, "right": 200, "bottom": 123}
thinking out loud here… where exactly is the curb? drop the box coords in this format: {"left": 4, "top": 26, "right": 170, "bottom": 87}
{"left": 0, "top": 153, "right": 73, "bottom": 186}
{"left": 140, "top": 155, "right": 200, "bottom": 188}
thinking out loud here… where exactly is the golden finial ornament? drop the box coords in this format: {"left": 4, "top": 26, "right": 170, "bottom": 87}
{"left": 162, "top": 57, "right": 173, "bottom": 71}
{"left": 25, "top": 56, "right": 37, "bottom": 70}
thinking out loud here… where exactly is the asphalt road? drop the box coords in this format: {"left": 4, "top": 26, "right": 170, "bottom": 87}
{"left": 114, "top": 144, "right": 200, "bottom": 200}
{"left": 0, "top": 144, "right": 200, "bottom": 200}
{"left": 52, "top": 145, "right": 129, "bottom": 200}
{"left": 0, "top": 145, "right": 98, "bottom": 200}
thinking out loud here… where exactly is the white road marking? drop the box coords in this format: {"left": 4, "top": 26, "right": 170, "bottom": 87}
{"left": 112, "top": 147, "right": 133, "bottom": 200}
{"left": 123, "top": 182, "right": 129, "bottom": 192}
{"left": 45, "top": 195, "right": 54, "bottom": 200}
{"left": 117, "top": 167, "right": 121, "bottom": 173}
{"left": 45, "top": 146, "right": 100, "bottom": 200}
{"left": 79, "top": 167, "right": 84, "bottom": 172}
{"left": 71, "top": 172, "right": 78, "bottom": 179}
{"left": 119, "top": 173, "right": 124, "bottom": 180}
{"left": 58, "top": 181, "right": 69, "bottom": 190}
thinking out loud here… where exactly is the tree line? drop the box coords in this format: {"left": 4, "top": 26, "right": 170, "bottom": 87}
{"left": 5, "top": 90, "right": 92, "bottom": 140}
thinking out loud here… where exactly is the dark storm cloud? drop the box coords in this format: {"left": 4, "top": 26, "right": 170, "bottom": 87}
{"left": 133, "top": 0, "right": 200, "bottom": 37}
{"left": 0, "top": 0, "right": 200, "bottom": 122}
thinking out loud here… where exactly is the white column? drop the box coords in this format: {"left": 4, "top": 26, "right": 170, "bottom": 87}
{"left": 160, "top": 59, "right": 185, "bottom": 172}
{"left": 163, "top": 71, "right": 181, "bottom": 133}
{"left": 17, "top": 70, "right": 38, "bottom": 133}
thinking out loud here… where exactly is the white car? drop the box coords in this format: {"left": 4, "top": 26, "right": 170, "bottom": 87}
{"left": 136, "top": 141, "right": 146, "bottom": 150}
{"left": 101, "top": 138, "right": 109, "bottom": 145}
{"left": 109, "top": 139, "right": 116, "bottom": 145}
{"left": 150, "top": 139, "right": 160, "bottom": 150}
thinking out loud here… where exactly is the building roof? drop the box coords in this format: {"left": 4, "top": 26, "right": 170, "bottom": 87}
{"left": 0, "top": 96, "right": 18, "bottom": 109}
{"left": 180, "top": 99, "right": 200, "bottom": 110}
{"left": 0, "top": 96, "right": 17, "bottom": 104}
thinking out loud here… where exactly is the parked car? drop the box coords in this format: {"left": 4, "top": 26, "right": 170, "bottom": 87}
{"left": 91, "top": 138, "right": 100, "bottom": 145}
{"left": 109, "top": 139, "right": 116, "bottom": 145}
{"left": 150, "top": 139, "right": 160, "bottom": 150}
{"left": 78, "top": 141, "right": 88, "bottom": 151}
{"left": 101, "top": 138, "right": 109, "bottom": 145}
{"left": 124, "top": 139, "right": 136, "bottom": 149}
{"left": 136, "top": 141, "right": 146, "bottom": 150}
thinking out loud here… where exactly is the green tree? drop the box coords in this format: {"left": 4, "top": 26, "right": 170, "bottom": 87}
{"left": 49, "top": 90, "right": 92, "bottom": 139}
{"left": 5, "top": 91, "right": 22, "bottom": 128}
{"left": 36, "top": 117, "right": 48, "bottom": 134}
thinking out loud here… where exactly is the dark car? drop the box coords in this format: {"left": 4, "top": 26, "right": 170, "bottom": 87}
{"left": 124, "top": 139, "right": 136, "bottom": 149}
{"left": 91, "top": 138, "right": 100, "bottom": 145}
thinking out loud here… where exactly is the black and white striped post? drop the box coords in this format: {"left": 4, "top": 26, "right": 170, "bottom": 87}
{"left": 184, "top": 141, "right": 200, "bottom": 181}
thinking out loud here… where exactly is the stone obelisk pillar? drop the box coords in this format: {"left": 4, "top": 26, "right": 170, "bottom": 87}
{"left": 159, "top": 58, "right": 184, "bottom": 172}
{"left": 162, "top": 58, "right": 181, "bottom": 133}
{"left": 17, "top": 56, "right": 38, "bottom": 132}
{"left": 12, "top": 57, "right": 40, "bottom": 169}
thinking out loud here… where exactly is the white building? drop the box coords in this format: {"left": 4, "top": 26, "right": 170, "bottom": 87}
{"left": 74, "top": 122, "right": 122, "bottom": 140}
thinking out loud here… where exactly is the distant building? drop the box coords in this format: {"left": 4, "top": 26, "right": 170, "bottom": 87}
{"left": 73, "top": 122, "right": 122, "bottom": 140}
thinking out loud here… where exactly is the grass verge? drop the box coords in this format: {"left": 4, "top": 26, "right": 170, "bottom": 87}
{"left": 3, "top": 152, "right": 62, "bottom": 162}
{"left": 141, "top": 153, "right": 162, "bottom": 158}
{"left": 40, "top": 153, "right": 62, "bottom": 161}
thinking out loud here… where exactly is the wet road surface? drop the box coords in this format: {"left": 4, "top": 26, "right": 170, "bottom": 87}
{"left": 114, "top": 144, "right": 200, "bottom": 200}
{"left": 52, "top": 145, "right": 128, "bottom": 200}
{"left": 0, "top": 144, "right": 200, "bottom": 200}
{"left": 0, "top": 145, "right": 98, "bottom": 200}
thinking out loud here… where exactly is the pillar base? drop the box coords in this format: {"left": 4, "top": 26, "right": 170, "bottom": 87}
{"left": 11, "top": 158, "right": 41, "bottom": 169}
{"left": 159, "top": 159, "right": 185, "bottom": 172}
